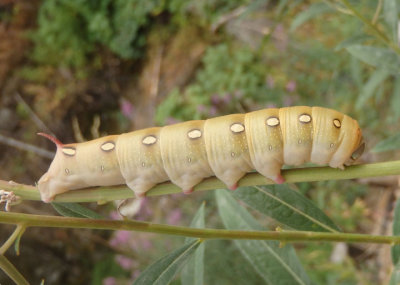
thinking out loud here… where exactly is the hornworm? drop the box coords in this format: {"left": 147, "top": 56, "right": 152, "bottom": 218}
{"left": 37, "top": 106, "right": 364, "bottom": 202}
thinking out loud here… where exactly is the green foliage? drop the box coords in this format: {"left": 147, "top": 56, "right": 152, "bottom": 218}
{"left": 232, "top": 185, "right": 340, "bottom": 232}
{"left": 51, "top": 202, "right": 104, "bottom": 218}
{"left": 156, "top": 44, "right": 272, "bottom": 124}
{"left": 216, "top": 189, "right": 311, "bottom": 285}
{"left": 91, "top": 255, "right": 129, "bottom": 285}
{"left": 31, "top": 0, "right": 164, "bottom": 67}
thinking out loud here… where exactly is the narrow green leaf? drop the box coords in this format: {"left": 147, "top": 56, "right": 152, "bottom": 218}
{"left": 390, "top": 260, "right": 400, "bottom": 285}
{"left": 390, "top": 76, "right": 400, "bottom": 122}
{"left": 216, "top": 190, "right": 311, "bottom": 285}
{"left": 356, "top": 68, "right": 391, "bottom": 110}
{"left": 51, "top": 202, "right": 103, "bottom": 219}
{"left": 392, "top": 198, "right": 400, "bottom": 264}
{"left": 233, "top": 185, "right": 340, "bottom": 232}
{"left": 182, "top": 204, "right": 205, "bottom": 285}
{"left": 350, "top": 56, "right": 363, "bottom": 88}
{"left": 290, "top": 2, "right": 334, "bottom": 31}
{"left": 133, "top": 239, "right": 201, "bottom": 285}
{"left": 384, "top": 0, "right": 398, "bottom": 42}
{"left": 372, "top": 132, "right": 400, "bottom": 152}
{"left": 346, "top": 45, "right": 400, "bottom": 74}
{"left": 335, "top": 34, "right": 372, "bottom": 51}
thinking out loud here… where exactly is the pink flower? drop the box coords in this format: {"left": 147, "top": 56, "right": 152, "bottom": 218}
{"left": 109, "top": 231, "right": 131, "bottom": 247}
{"left": 103, "top": 277, "right": 116, "bottom": 285}
{"left": 209, "top": 106, "right": 217, "bottom": 117}
{"left": 286, "top": 80, "right": 297, "bottom": 92}
{"left": 167, "top": 208, "right": 182, "bottom": 225}
{"left": 211, "top": 94, "right": 221, "bottom": 105}
{"left": 120, "top": 98, "right": 134, "bottom": 119}
{"left": 197, "top": 105, "right": 207, "bottom": 113}
{"left": 109, "top": 211, "right": 122, "bottom": 220}
{"left": 116, "top": 255, "right": 134, "bottom": 270}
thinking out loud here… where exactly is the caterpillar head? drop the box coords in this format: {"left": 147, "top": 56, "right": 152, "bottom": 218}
{"left": 37, "top": 133, "right": 87, "bottom": 202}
{"left": 37, "top": 133, "right": 124, "bottom": 203}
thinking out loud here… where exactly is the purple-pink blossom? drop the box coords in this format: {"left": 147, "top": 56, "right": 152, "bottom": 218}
{"left": 103, "top": 277, "right": 116, "bottom": 285}
{"left": 286, "top": 80, "right": 297, "bottom": 92}
{"left": 120, "top": 98, "right": 134, "bottom": 119}
{"left": 116, "top": 255, "right": 134, "bottom": 270}
{"left": 109, "top": 231, "right": 131, "bottom": 247}
{"left": 167, "top": 208, "right": 182, "bottom": 225}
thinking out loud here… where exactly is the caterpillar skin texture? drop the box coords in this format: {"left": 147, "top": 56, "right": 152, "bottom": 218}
{"left": 37, "top": 106, "right": 364, "bottom": 203}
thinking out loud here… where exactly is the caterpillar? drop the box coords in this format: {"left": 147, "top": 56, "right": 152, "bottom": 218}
{"left": 37, "top": 106, "right": 364, "bottom": 203}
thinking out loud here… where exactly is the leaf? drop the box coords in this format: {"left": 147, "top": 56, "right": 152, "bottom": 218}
{"left": 384, "top": 0, "right": 398, "bottom": 42}
{"left": 372, "top": 132, "right": 400, "bottom": 152}
{"left": 51, "top": 202, "right": 103, "bottom": 219}
{"left": 346, "top": 45, "right": 400, "bottom": 74}
{"left": 233, "top": 185, "right": 340, "bottom": 232}
{"left": 290, "top": 2, "right": 334, "bottom": 32}
{"left": 133, "top": 239, "right": 201, "bottom": 285}
{"left": 181, "top": 204, "right": 205, "bottom": 285}
{"left": 390, "top": 260, "right": 400, "bottom": 285}
{"left": 216, "top": 190, "right": 311, "bottom": 285}
{"left": 390, "top": 76, "right": 400, "bottom": 122}
{"left": 334, "top": 34, "right": 372, "bottom": 51}
{"left": 356, "top": 68, "right": 391, "bottom": 110}
{"left": 204, "top": 239, "right": 267, "bottom": 284}
{"left": 392, "top": 198, "right": 400, "bottom": 264}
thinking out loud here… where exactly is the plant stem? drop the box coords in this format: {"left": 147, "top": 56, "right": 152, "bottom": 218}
{"left": 0, "top": 255, "right": 29, "bottom": 285}
{"left": 341, "top": 0, "right": 400, "bottom": 55}
{"left": 0, "top": 224, "right": 26, "bottom": 255}
{"left": 1, "top": 160, "right": 400, "bottom": 203}
{"left": 0, "top": 211, "right": 398, "bottom": 245}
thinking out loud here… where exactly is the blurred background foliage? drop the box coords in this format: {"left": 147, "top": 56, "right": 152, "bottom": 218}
{"left": 1, "top": 0, "right": 400, "bottom": 284}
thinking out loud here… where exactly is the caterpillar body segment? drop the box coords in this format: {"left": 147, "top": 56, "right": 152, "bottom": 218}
{"left": 37, "top": 106, "right": 364, "bottom": 202}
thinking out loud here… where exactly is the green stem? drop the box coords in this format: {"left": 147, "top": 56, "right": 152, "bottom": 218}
{"left": 0, "top": 224, "right": 26, "bottom": 255}
{"left": 0, "top": 211, "right": 398, "bottom": 245}
{"left": 0, "top": 255, "right": 29, "bottom": 285}
{"left": 1, "top": 160, "right": 400, "bottom": 203}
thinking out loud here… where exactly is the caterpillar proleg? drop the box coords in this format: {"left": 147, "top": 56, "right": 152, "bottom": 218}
{"left": 37, "top": 106, "right": 364, "bottom": 202}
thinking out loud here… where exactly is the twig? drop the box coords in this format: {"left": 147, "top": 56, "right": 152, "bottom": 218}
{"left": 0, "top": 133, "right": 54, "bottom": 159}
{"left": 14, "top": 92, "right": 53, "bottom": 135}
{"left": 1, "top": 160, "right": 400, "bottom": 203}
{"left": 372, "top": 0, "right": 383, "bottom": 25}
{"left": 211, "top": 5, "right": 248, "bottom": 32}
{"left": 0, "top": 255, "right": 29, "bottom": 285}
{"left": 0, "top": 211, "right": 400, "bottom": 245}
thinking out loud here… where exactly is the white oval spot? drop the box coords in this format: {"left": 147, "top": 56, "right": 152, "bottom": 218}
{"left": 298, "top": 139, "right": 302, "bottom": 144}
{"left": 266, "top": 117, "right": 279, "bottom": 127}
{"left": 330, "top": 143, "right": 335, "bottom": 148}
{"left": 141, "top": 162, "right": 145, "bottom": 167}
{"left": 142, "top": 135, "right": 157, "bottom": 145}
{"left": 101, "top": 165, "right": 105, "bottom": 172}
{"left": 188, "top": 129, "right": 202, "bottom": 139}
{"left": 268, "top": 145, "right": 272, "bottom": 151}
{"left": 62, "top": 147, "right": 76, "bottom": 156}
{"left": 65, "top": 168, "right": 70, "bottom": 175}
{"left": 333, "top": 119, "right": 341, "bottom": 128}
{"left": 299, "top": 114, "right": 312, "bottom": 123}
{"left": 230, "top": 123, "right": 245, "bottom": 133}
{"left": 101, "top": 141, "right": 115, "bottom": 152}
{"left": 187, "top": 157, "right": 192, "bottom": 163}
{"left": 231, "top": 152, "right": 236, "bottom": 157}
